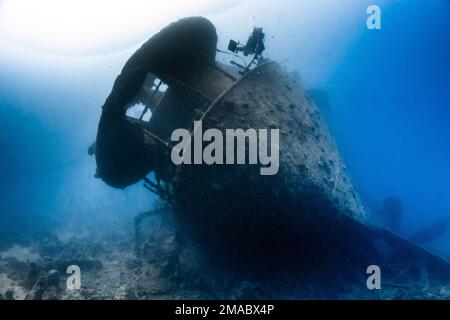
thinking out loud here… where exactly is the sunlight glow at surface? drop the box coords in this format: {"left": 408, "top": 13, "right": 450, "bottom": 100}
{"left": 0, "top": 0, "right": 238, "bottom": 55}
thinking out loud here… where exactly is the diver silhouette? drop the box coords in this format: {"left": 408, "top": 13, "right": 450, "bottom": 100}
{"left": 380, "top": 196, "right": 449, "bottom": 245}
{"left": 381, "top": 196, "right": 403, "bottom": 233}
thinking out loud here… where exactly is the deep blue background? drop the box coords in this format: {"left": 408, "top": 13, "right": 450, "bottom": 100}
{"left": 0, "top": 1, "right": 449, "bottom": 254}
{"left": 326, "top": 0, "right": 450, "bottom": 236}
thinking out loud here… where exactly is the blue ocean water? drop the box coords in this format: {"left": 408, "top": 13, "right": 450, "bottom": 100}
{"left": 326, "top": 1, "right": 450, "bottom": 240}
{"left": 0, "top": 0, "right": 449, "bottom": 256}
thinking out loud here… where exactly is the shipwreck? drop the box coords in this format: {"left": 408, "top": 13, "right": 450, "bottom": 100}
{"left": 93, "top": 17, "right": 450, "bottom": 286}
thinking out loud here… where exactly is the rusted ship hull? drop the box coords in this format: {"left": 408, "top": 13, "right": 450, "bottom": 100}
{"left": 169, "top": 61, "right": 367, "bottom": 253}
{"left": 94, "top": 17, "right": 450, "bottom": 281}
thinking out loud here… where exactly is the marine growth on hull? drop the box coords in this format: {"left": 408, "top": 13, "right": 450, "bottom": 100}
{"left": 92, "top": 17, "right": 450, "bottom": 295}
